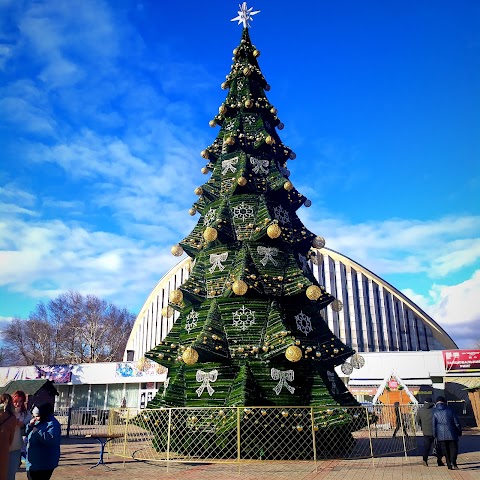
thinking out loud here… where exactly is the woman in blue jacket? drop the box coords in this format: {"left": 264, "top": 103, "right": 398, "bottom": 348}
{"left": 432, "top": 396, "right": 462, "bottom": 470}
{"left": 25, "top": 404, "right": 61, "bottom": 480}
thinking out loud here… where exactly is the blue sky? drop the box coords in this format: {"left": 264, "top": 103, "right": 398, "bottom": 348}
{"left": 0, "top": 0, "right": 479, "bottom": 349}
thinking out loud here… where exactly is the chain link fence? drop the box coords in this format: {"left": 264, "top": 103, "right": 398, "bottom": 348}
{"left": 84, "top": 404, "right": 419, "bottom": 464}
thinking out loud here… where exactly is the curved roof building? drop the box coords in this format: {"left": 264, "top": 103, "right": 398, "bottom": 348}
{"left": 124, "top": 247, "right": 457, "bottom": 362}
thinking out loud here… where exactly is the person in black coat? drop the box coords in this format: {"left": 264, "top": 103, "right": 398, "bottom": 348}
{"left": 416, "top": 397, "right": 444, "bottom": 466}
{"left": 392, "top": 401, "right": 409, "bottom": 438}
{"left": 432, "top": 396, "right": 462, "bottom": 470}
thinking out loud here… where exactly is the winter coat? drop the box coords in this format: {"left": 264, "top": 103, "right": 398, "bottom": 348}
{"left": 416, "top": 402, "right": 435, "bottom": 436}
{"left": 432, "top": 403, "right": 462, "bottom": 441}
{"left": 0, "top": 412, "right": 16, "bottom": 480}
{"left": 25, "top": 415, "right": 61, "bottom": 472}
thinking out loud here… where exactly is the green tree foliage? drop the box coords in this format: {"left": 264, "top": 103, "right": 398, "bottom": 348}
{"left": 146, "top": 28, "right": 358, "bottom": 415}
{"left": 1, "top": 291, "right": 135, "bottom": 365}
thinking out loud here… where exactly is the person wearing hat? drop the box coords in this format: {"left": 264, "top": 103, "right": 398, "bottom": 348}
{"left": 416, "top": 397, "right": 444, "bottom": 467}
{"left": 25, "top": 404, "right": 61, "bottom": 480}
{"left": 432, "top": 396, "right": 462, "bottom": 470}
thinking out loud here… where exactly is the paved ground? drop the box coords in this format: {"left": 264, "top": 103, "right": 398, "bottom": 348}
{"left": 14, "top": 429, "right": 480, "bottom": 479}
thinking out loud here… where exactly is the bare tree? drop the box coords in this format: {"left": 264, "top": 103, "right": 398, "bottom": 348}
{"left": 1, "top": 292, "right": 135, "bottom": 365}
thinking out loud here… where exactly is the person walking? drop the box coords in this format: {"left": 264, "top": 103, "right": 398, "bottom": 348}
{"left": 25, "top": 404, "right": 61, "bottom": 480}
{"left": 392, "top": 401, "right": 409, "bottom": 438}
{"left": 0, "top": 394, "right": 17, "bottom": 480}
{"left": 432, "top": 396, "right": 462, "bottom": 470}
{"left": 416, "top": 397, "right": 444, "bottom": 466}
{"left": 8, "top": 390, "right": 32, "bottom": 480}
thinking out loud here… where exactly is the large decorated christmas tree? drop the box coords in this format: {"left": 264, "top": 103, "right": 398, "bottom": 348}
{"left": 144, "top": 3, "right": 364, "bottom": 457}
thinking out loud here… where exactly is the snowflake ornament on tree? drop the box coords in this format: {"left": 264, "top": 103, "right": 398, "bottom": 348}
{"left": 233, "top": 201, "right": 254, "bottom": 221}
{"left": 185, "top": 309, "right": 199, "bottom": 333}
{"left": 232, "top": 305, "right": 256, "bottom": 331}
{"left": 273, "top": 205, "right": 290, "bottom": 225}
{"left": 203, "top": 208, "right": 216, "bottom": 226}
{"left": 295, "top": 311, "right": 313, "bottom": 335}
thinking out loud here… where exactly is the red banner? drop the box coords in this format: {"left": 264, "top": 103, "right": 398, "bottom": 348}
{"left": 443, "top": 350, "right": 480, "bottom": 373}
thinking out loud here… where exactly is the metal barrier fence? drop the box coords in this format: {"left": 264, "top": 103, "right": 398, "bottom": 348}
{"left": 89, "top": 404, "right": 420, "bottom": 464}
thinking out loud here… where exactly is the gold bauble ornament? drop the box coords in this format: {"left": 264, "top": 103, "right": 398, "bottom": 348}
{"left": 169, "top": 289, "right": 183, "bottom": 304}
{"left": 208, "top": 119, "right": 217, "bottom": 127}
{"left": 265, "top": 135, "right": 275, "bottom": 145}
{"left": 188, "top": 207, "right": 197, "bottom": 216}
{"left": 306, "top": 285, "right": 322, "bottom": 301}
{"left": 270, "top": 107, "right": 277, "bottom": 114}
{"left": 232, "top": 279, "right": 248, "bottom": 296}
{"left": 285, "top": 345, "right": 302, "bottom": 362}
{"left": 170, "top": 244, "right": 184, "bottom": 257}
{"left": 283, "top": 181, "right": 294, "bottom": 191}
{"left": 267, "top": 224, "right": 281, "bottom": 239}
{"left": 219, "top": 105, "right": 227, "bottom": 115}
{"left": 194, "top": 187, "right": 203, "bottom": 196}
{"left": 203, "top": 226, "right": 218, "bottom": 242}
{"left": 200, "top": 150, "right": 209, "bottom": 159}
{"left": 237, "top": 176, "right": 247, "bottom": 186}
{"left": 312, "top": 236, "right": 326, "bottom": 249}
{"left": 221, "top": 82, "right": 228, "bottom": 90}
{"left": 161, "top": 306, "right": 174, "bottom": 318}
{"left": 244, "top": 99, "right": 253, "bottom": 108}
{"left": 253, "top": 49, "right": 260, "bottom": 57}
{"left": 243, "top": 66, "right": 251, "bottom": 76}
{"left": 225, "top": 136, "right": 235, "bottom": 145}
{"left": 233, "top": 48, "right": 238, "bottom": 56}
{"left": 201, "top": 167, "right": 208, "bottom": 174}
{"left": 331, "top": 299, "right": 343, "bottom": 312}
{"left": 182, "top": 347, "right": 199, "bottom": 365}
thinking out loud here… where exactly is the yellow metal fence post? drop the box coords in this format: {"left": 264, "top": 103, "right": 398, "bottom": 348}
{"left": 310, "top": 407, "right": 318, "bottom": 472}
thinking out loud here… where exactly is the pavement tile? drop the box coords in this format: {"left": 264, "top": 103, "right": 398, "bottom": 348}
{"left": 12, "top": 431, "right": 480, "bottom": 480}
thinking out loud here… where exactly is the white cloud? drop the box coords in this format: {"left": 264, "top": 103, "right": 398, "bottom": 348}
{"left": 402, "top": 271, "right": 480, "bottom": 349}
{"left": 301, "top": 211, "right": 480, "bottom": 278}
{"left": 0, "top": 213, "right": 180, "bottom": 313}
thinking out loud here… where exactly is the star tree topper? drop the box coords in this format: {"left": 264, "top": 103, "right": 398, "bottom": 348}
{"left": 231, "top": 2, "right": 260, "bottom": 28}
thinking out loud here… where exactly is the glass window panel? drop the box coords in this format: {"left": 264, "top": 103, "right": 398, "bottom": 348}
{"left": 73, "top": 384, "right": 89, "bottom": 408}
{"left": 107, "top": 384, "right": 125, "bottom": 408}
{"left": 89, "top": 384, "right": 106, "bottom": 408}
{"left": 125, "top": 383, "right": 139, "bottom": 408}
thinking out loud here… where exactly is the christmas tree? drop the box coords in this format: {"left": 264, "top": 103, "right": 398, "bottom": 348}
{"left": 144, "top": 3, "right": 364, "bottom": 457}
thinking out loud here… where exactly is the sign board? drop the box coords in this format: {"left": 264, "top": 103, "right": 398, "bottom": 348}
{"left": 443, "top": 350, "right": 480, "bottom": 373}
{"left": 388, "top": 380, "right": 399, "bottom": 389}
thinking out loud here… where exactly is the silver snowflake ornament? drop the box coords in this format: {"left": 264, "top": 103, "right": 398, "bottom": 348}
{"left": 185, "top": 309, "right": 199, "bottom": 333}
{"left": 274, "top": 205, "right": 290, "bottom": 224}
{"left": 203, "top": 208, "right": 216, "bottom": 226}
{"left": 232, "top": 305, "right": 256, "bottom": 331}
{"left": 233, "top": 201, "right": 254, "bottom": 221}
{"left": 295, "top": 311, "right": 313, "bottom": 336}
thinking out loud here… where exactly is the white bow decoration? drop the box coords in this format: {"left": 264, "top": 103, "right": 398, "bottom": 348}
{"left": 271, "top": 368, "right": 295, "bottom": 395}
{"left": 257, "top": 246, "right": 278, "bottom": 266}
{"left": 250, "top": 157, "right": 269, "bottom": 175}
{"left": 209, "top": 252, "right": 228, "bottom": 273}
{"left": 196, "top": 369, "right": 218, "bottom": 397}
{"left": 222, "top": 157, "right": 238, "bottom": 174}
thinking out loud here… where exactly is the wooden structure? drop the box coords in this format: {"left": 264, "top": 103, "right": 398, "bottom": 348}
{"left": 0, "top": 379, "right": 59, "bottom": 410}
